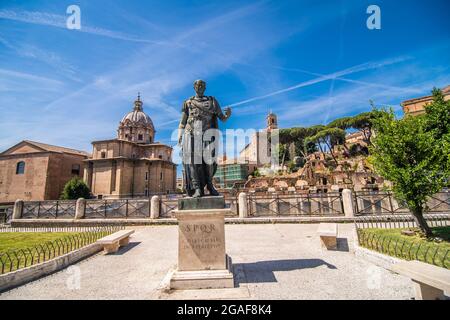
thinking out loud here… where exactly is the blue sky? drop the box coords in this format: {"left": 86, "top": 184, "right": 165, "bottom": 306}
{"left": 1, "top": 0, "right": 449, "bottom": 161}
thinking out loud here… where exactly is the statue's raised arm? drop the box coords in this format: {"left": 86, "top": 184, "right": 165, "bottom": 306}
{"left": 212, "top": 97, "right": 231, "bottom": 122}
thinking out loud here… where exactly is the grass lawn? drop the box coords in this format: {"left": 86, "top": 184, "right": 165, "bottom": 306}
{"left": 0, "top": 232, "right": 80, "bottom": 252}
{"left": 357, "top": 226, "right": 450, "bottom": 268}
{"left": 0, "top": 231, "right": 109, "bottom": 274}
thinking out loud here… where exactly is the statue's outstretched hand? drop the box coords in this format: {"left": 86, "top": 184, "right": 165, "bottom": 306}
{"left": 224, "top": 107, "right": 232, "bottom": 119}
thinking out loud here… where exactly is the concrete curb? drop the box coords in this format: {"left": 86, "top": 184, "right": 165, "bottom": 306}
{"left": 0, "top": 243, "right": 102, "bottom": 293}
{"left": 11, "top": 216, "right": 358, "bottom": 227}
{"left": 352, "top": 228, "right": 402, "bottom": 271}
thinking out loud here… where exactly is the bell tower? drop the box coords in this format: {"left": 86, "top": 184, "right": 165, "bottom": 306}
{"left": 266, "top": 111, "right": 278, "bottom": 131}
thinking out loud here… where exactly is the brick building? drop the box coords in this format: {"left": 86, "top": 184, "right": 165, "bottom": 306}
{"left": 0, "top": 140, "right": 89, "bottom": 203}
{"left": 402, "top": 85, "right": 450, "bottom": 116}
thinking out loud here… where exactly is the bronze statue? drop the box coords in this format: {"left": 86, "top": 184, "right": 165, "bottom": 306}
{"left": 178, "top": 80, "right": 231, "bottom": 198}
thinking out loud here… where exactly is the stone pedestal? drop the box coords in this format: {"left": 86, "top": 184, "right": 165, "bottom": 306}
{"left": 169, "top": 197, "right": 234, "bottom": 290}
{"left": 178, "top": 196, "right": 225, "bottom": 210}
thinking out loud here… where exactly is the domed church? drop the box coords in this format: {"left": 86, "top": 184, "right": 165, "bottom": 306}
{"left": 84, "top": 94, "right": 177, "bottom": 198}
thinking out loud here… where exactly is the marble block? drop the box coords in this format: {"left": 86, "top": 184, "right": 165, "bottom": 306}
{"left": 175, "top": 209, "right": 229, "bottom": 271}
{"left": 169, "top": 208, "right": 235, "bottom": 290}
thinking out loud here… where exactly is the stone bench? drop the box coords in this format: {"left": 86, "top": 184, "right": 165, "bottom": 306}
{"left": 96, "top": 229, "right": 135, "bottom": 254}
{"left": 317, "top": 223, "right": 337, "bottom": 250}
{"left": 391, "top": 260, "right": 450, "bottom": 300}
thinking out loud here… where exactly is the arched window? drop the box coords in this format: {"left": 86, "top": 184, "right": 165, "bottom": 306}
{"left": 16, "top": 161, "right": 25, "bottom": 174}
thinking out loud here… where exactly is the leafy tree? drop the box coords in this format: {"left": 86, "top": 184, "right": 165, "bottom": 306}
{"left": 305, "top": 127, "right": 346, "bottom": 165}
{"left": 279, "top": 126, "right": 324, "bottom": 165}
{"left": 60, "top": 177, "right": 91, "bottom": 200}
{"left": 328, "top": 110, "right": 382, "bottom": 145}
{"left": 277, "top": 143, "right": 289, "bottom": 166}
{"left": 369, "top": 89, "right": 450, "bottom": 236}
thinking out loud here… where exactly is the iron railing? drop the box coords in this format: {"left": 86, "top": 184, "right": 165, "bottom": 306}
{"left": 354, "top": 214, "right": 450, "bottom": 229}
{"left": 160, "top": 198, "right": 178, "bottom": 218}
{"left": 247, "top": 192, "right": 344, "bottom": 216}
{"left": 84, "top": 199, "right": 150, "bottom": 219}
{"left": 22, "top": 200, "right": 76, "bottom": 219}
{"left": 0, "top": 206, "right": 13, "bottom": 224}
{"left": 0, "top": 226, "right": 123, "bottom": 275}
{"left": 355, "top": 214, "right": 450, "bottom": 269}
{"left": 354, "top": 191, "right": 450, "bottom": 215}
{"left": 12, "top": 190, "right": 450, "bottom": 219}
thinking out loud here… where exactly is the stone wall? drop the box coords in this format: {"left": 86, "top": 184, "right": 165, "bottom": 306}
{"left": 0, "top": 153, "right": 50, "bottom": 202}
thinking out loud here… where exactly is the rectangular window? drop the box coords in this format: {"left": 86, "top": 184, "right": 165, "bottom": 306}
{"left": 16, "top": 161, "right": 25, "bottom": 174}
{"left": 71, "top": 164, "right": 80, "bottom": 175}
{"left": 145, "top": 172, "right": 148, "bottom": 180}
{"left": 101, "top": 151, "right": 106, "bottom": 159}
{"left": 160, "top": 172, "right": 163, "bottom": 180}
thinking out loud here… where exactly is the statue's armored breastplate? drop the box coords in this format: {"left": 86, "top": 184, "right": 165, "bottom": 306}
{"left": 186, "top": 97, "right": 214, "bottom": 131}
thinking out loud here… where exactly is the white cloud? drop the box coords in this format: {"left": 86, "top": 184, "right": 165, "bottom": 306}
{"left": 0, "top": 9, "right": 171, "bottom": 45}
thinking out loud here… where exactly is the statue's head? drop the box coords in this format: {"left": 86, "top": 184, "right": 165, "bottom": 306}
{"left": 193, "top": 79, "right": 206, "bottom": 97}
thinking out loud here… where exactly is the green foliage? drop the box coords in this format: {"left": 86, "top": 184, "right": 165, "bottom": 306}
{"left": 327, "top": 111, "right": 379, "bottom": 130}
{"left": 306, "top": 127, "right": 346, "bottom": 146}
{"left": 252, "top": 168, "right": 261, "bottom": 177}
{"left": 277, "top": 143, "right": 288, "bottom": 164}
{"left": 60, "top": 177, "right": 91, "bottom": 200}
{"left": 288, "top": 161, "right": 298, "bottom": 173}
{"left": 327, "top": 110, "right": 383, "bottom": 144}
{"left": 358, "top": 227, "right": 450, "bottom": 268}
{"left": 369, "top": 89, "right": 450, "bottom": 235}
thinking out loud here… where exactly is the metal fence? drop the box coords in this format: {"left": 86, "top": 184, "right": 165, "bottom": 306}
{"left": 247, "top": 192, "right": 344, "bottom": 216}
{"left": 0, "top": 206, "right": 13, "bottom": 224}
{"left": 354, "top": 191, "right": 450, "bottom": 215}
{"left": 84, "top": 199, "right": 150, "bottom": 219}
{"left": 0, "top": 226, "right": 123, "bottom": 275}
{"left": 11, "top": 190, "right": 450, "bottom": 219}
{"left": 355, "top": 214, "right": 450, "bottom": 269}
{"left": 354, "top": 214, "right": 450, "bottom": 229}
{"left": 22, "top": 200, "right": 76, "bottom": 219}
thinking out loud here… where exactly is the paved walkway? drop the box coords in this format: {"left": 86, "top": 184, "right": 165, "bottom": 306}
{"left": 0, "top": 224, "right": 414, "bottom": 300}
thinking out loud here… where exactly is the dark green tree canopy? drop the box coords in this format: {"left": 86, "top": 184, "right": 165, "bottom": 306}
{"left": 60, "top": 177, "right": 91, "bottom": 200}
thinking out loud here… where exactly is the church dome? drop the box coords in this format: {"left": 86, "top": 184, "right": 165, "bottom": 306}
{"left": 120, "top": 95, "right": 154, "bottom": 130}
{"left": 118, "top": 94, "right": 155, "bottom": 143}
